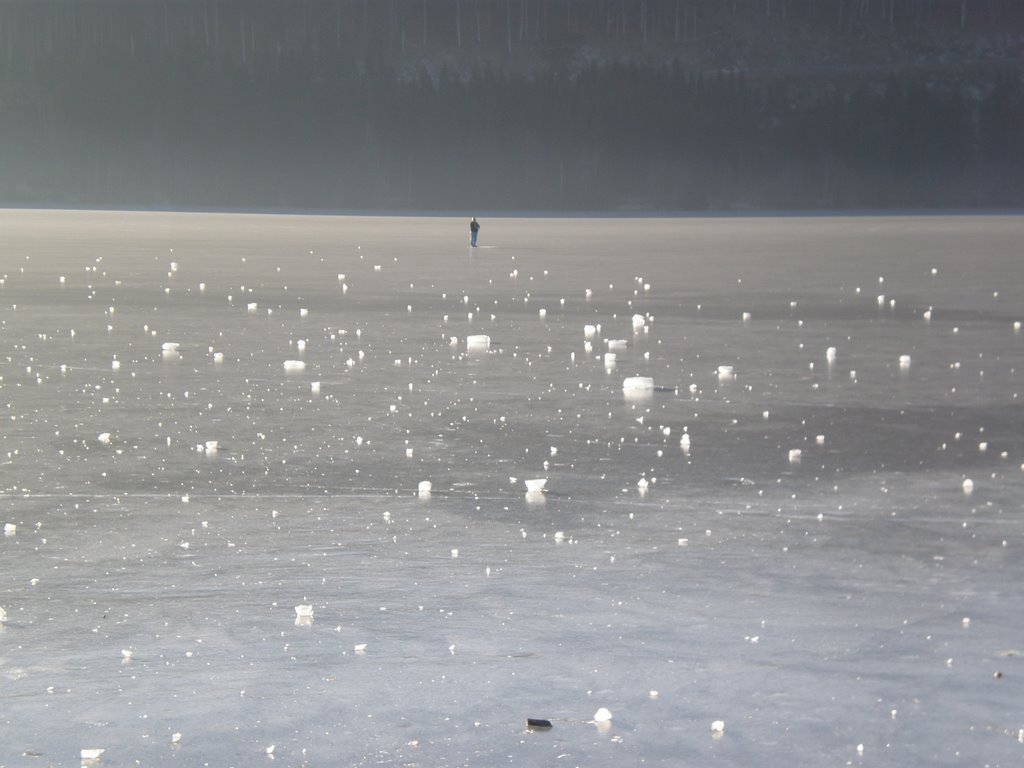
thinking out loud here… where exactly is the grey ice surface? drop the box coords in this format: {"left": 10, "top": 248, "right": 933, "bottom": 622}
{"left": 0, "top": 209, "right": 1022, "bottom": 767}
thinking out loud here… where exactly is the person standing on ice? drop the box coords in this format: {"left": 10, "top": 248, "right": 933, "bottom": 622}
{"left": 470, "top": 217, "right": 480, "bottom": 247}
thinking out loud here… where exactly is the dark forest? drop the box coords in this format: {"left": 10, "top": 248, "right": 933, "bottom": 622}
{"left": 2, "top": 0, "right": 1022, "bottom": 210}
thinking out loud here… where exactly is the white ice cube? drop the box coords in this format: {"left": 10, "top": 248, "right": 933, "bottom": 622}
{"left": 622, "top": 376, "right": 654, "bottom": 392}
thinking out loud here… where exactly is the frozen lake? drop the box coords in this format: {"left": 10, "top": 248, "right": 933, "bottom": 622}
{"left": 1, "top": 209, "right": 1022, "bottom": 766}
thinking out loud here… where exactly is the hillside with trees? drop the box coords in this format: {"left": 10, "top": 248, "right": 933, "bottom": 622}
{"left": 1, "top": 0, "right": 1021, "bottom": 210}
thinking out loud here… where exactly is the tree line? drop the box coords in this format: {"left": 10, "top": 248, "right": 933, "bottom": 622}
{"left": 0, "top": 0, "right": 1020, "bottom": 211}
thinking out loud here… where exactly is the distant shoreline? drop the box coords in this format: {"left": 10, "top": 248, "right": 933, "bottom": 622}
{"left": 2, "top": 205, "right": 1022, "bottom": 220}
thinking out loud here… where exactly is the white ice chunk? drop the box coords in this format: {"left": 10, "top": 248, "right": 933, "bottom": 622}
{"left": 593, "top": 707, "right": 613, "bottom": 723}
{"left": 962, "top": 478, "right": 974, "bottom": 495}
{"left": 622, "top": 376, "right": 654, "bottom": 392}
{"left": 711, "top": 720, "right": 725, "bottom": 734}
{"left": 607, "top": 339, "right": 628, "bottom": 351}
{"left": 98, "top": 432, "right": 112, "bottom": 444}
{"left": 466, "top": 335, "right": 491, "bottom": 349}
{"left": 632, "top": 313, "right": 645, "bottom": 329}
{"left": 899, "top": 354, "right": 911, "bottom": 368}
{"left": 213, "top": 352, "right": 224, "bottom": 362}
{"left": 525, "top": 478, "right": 547, "bottom": 493}
{"left": 815, "top": 435, "right": 825, "bottom": 445}
{"left": 826, "top": 346, "right": 837, "bottom": 361}
{"left": 161, "top": 342, "right": 180, "bottom": 352}
{"left": 0, "top": 607, "right": 6, "bottom": 622}
{"left": 80, "top": 749, "right": 105, "bottom": 760}
{"left": 294, "top": 604, "right": 314, "bottom": 618}
{"left": 311, "top": 381, "right": 320, "bottom": 394}
{"left": 299, "top": 308, "right": 308, "bottom": 317}
{"left": 283, "top": 360, "right": 306, "bottom": 371}
{"left": 3, "top": 523, "right": 15, "bottom": 536}
{"left": 247, "top": 302, "right": 258, "bottom": 313}
{"left": 788, "top": 449, "right": 802, "bottom": 462}
{"left": 204, "top": 440, "right": 218, "bottom": 453}
{"left": 584, "top": 324, "right": 597, "bottom": 339}
{"left": 418, "top": 480, "right": 432, "bottom": 494}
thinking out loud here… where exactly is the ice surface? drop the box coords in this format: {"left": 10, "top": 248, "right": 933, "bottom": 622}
{"left": 0, "top": 211, "right": 1022, "bottom": 767}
